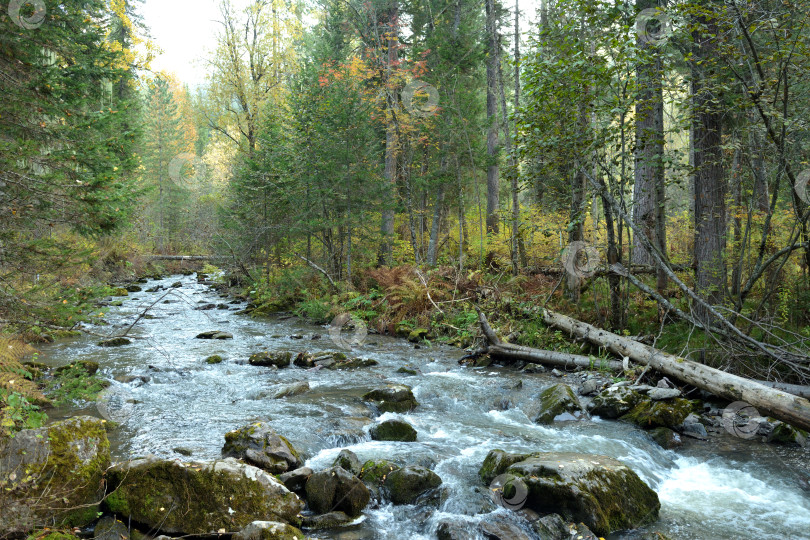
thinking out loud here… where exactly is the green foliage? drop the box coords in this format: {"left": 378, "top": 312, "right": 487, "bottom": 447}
{"left": 294, "top": 299, "right": 332, "bottom": 324}
{"left": 0, "top": 339, "right": 47, "bottom": 436}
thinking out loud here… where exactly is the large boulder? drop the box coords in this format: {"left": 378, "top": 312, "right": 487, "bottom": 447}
{"left": 104, "top": 457, "right": 303, "bottom": 534}
{"left": 233, "top": 521, "right": 304, "bottom": 540}
{"left": 587, "top": 386, "right": 644, "bottom": 419}
{"left": 533, "top": 384, "right": 584, "bottom": 424}
{"left": 332, "top": 449, "right": 362, "bottom": 476}
{"left": 222, "top": 422, "right": 302, "bottom": 473}
{"left": 304, "top": 466, "right": 370, "bottom": 517}
{"left": 0, "top": 416, "right": 110, "bottom": 535}
{"left": 621, "top": 398, "right": 694, "bottom": 429}
{"left": 383, "top": 465, "right": 442, "bottom": 505}
{"left": 362, "top": 384, "right": 419, "bottom": 413}
{"left": 501, "top": 452, "right": 660, "bottom": 536}
{"left": 249, "top": 352, "right": 292, "bottom": 368}
{"left": 369, "top": 419, "right": 417, "bottom": 442}
{"left": 478, "top": 449, "right": 532, "bottom": 485}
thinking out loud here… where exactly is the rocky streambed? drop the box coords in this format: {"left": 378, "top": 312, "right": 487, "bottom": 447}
{"left": 7, "top": 273, "right": 810, "bottom": 539}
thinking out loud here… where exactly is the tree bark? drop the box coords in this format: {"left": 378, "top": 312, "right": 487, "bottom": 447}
{"left": 691, "top": 5, "right": 727, "bottom": 323}
{"left": 632, "top": 0, "right": 665, "bottom": 269}
{"left": 379, "top": 0, "right": 399, "bottom": 266}
{"left": 543, "top": 309, "right": 810, "bottom": 432}
{"left": 485, "top": 0, "right": 500, "bottom": 235}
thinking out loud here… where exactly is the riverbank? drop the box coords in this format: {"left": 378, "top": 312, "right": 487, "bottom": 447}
{"left": 4, "top": 273, "right": 808, "bottom": 540}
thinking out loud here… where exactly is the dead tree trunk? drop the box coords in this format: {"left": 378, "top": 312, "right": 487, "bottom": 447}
{"left": 542, "top": 309, "right": 810, "bottom": 431}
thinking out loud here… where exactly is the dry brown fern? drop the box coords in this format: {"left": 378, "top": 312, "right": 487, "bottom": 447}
{"left": 0, "top": 337, "right": 45, "bottom": 404}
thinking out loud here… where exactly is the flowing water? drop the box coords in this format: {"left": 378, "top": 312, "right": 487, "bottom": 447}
{"left": 39, "top": 274, "right": 810, "bottom": 539}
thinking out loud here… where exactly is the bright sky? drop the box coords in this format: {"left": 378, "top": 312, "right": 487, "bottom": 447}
{"left": 141, "top": 0, "right": 541, "bottom": 88}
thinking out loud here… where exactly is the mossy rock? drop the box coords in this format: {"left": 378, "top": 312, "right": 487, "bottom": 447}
{"left": 104, "top": 457, "right": 303, "bottom": 534}
{"left": 327, "top": 358, "right": 379, "bottom": 370}
{"left": 1, "top": 416, "right": 110, "bottom": 536}
{"left": 110, "top": 301, "right": 124, "bottom": 307}
{"left": 649, "top": 427, "right": 682, "bottom": 449}
{"left": 332, "top": 449, "right": 362, "bottom": 476}
{"left": 396, "top": 366, "right": 418, "bottom": 376}
{"left": 26, "top": 531, "right": 81, "bottom": 540}
{"left": 196, "top": 330, "right": 233, "bottom": 340}
{"left": 233, "top": 521, "right": 305, "bottom": 540}
{"left": 304, "top": 466, "right": 370, "bottom": 517}
{"left": 125, "top": 285, "right": 143, "bottom": 293}
{"left": 478, "top": 449, "right": 532, "bottom": 484}
{"left": 621, "top": 398, "right": 694, "bottom": 429}
{"left": 222, "top": 422, "right": 302, "bottom": 473}
{"left": 271, "top": 381, "right": 310, "bottom": 399}
{"left": 505, "top": 452, "right": 660, "bottom": 536}
{"left": 383, "top": 465, "right": 442, "bottom": 505}
{"left": 205, "top": 355, "right": 224, "bottom": 364}
{"left": 54, "top": 360, "right": 99, "bottom": 377}
{"left": 362, "top": 384, "right": 419, "bottom": 414}
{"left": 588, "top": 386, "right": 644, "bottom": 419}
{"left": 98, "top": 337, "right": 131, "bottom": 347}
{"left": 767, "top": 421, "right": 808, "bottom": 447}
{"left": 359, "top": 459, "right": 401, "bottom": 486}
{"left": 249, "top": 351, "right": 293, "bottom": 368}
{"left": 408, "top": 328, "right": 429, "bottom": 342}
{"left": 370, "top": 419, "right": 417, "bottom": 442}
{"left": 111, "top": 288, "right": 129, "bottom": 297}
{"left": 533, "top": 383, "right": 584, "bottom": 424}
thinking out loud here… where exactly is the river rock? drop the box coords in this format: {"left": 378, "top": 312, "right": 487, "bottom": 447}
{"left": 125, "top": 284, "right": 142, "bottom": 293}
{"left": 370, "top": 419, "right": 417, "bottom": 442}
{"left": 677, "top": 413, "right": 708, "bottom": 439}
{"left": 359, "top": 459, "right": 401, "bottom": 487}
{"left": 196, "top": 330, "right": 233, "bottom": 339}
{"left": 408, "top": 328, "right": 429, "bottom": 342}
{"left": 302, "top": 511, "right": 356, "bottom": 530}
{"left": 222, "top": 422, "right": 302, "bottom": 473}
{"left": 98, "top": 337, "right": 131, "bottom": 347}
{"left": 305, "top": 466, "right": 370, "bottom": 517}
{"left": 383, "top": 465, "right": 442, "bottom": 505}
{"left": 233, "top": 521, "right": 304, "bottom": 540}
{"left": 0, "top": 416, "right": 110, "bottom": 535}
{"left": 587, "top": 386, "right": 643, "bottom": 418}
{"left": 54, "top": 359, "right": 99, "bottom": 376}
{"left": 436, "top": 520, "right": 477, "bottom": 540}
{"left": 649, "top": 427, "right": 682, "bottom": 449}
{"left": 205, "top": 355, "right": 224, "bottom": 364}
{"left": 105, "top": 457, "right": 303, "bottom": 533}
{"left": 328, "top": 357, "right": 379, "bottom": 370}
{"left": 579, "top": 379, "right": 602, "bottom": 396}
{"left": 479, "top": 519, "right": 533, "bottom": 540}
{"left": 111, "top": 287, "right": 129, "bottom": 296}
{"left": 279, "top": 466, "right": 313, "bottom": 492}
{"left": 249, "top": 351, "right": 293, "bottom": 368}
{"left": 765, "top": 419, "right": 808, "bottom": 447}
{"left": 502, "top": 452, "right": 660, "bottom": 536}
{"left": 333, "top": 449, "right": 362, "bottom": 475}
{"left": 479, "top": 449, "right": 532, "bottom": 484}
{"left": 533, "top": 384, "right": 584, "bottom": 424}
{"left": 93, "top": 516, "right": 130, "bottom": 540}
{"left": 531, "top": 513, "right": 569, "bottom": 539}
{"left": 273, "top": 381, "right": 310, "bottom": 399}
{"left": 362, "top": 384, "right": 419, "bottom": 413}
{"left": 647, "top": 387, "right": 682, "bottom": 400}
{"left": 621, "top": 398, "right": 694, "bottom": 429}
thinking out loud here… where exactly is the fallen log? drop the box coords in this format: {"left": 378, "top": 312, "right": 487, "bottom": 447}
{"left": 477, "top": 311, "right": 624, "bottom": 371}
{"left": 542, "top": 309, "right": 810, "bottom": 432}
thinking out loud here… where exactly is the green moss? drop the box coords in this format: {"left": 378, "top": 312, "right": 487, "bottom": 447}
{"left": 26, "top": 531, "right": 81, "bottom": 540}
{"left": 534, "top": 384, "right": 583, "bottom": 424}
{"left": 45, "top": 363, "right": 109, "bottom": 405}
{"left": 359, "top": 459, "right": 400, "bottom": 486}
{"left": 478, "top": 449, "right": 531, "bottom": 484}
{"left": 621, "top": 398, "right": 694, "bottom": 429}
{"left": 205, "top": 355, "right": 224, "bottom": 364}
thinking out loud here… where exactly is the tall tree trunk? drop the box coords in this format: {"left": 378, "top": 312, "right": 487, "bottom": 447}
{"left": 632, "top": 0, "right": 665, "bottom": 268}
{"left": 485, "top": 0, "right": 500, "bottom": 235}
{"left": 379, "top": 0, "right": 399, "bottom": 266}
{"left": 427, "top": 183, "right": 445, "bottom": 266}
{"left": 691, "top": 6, "right": 727, "bottom": 323}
